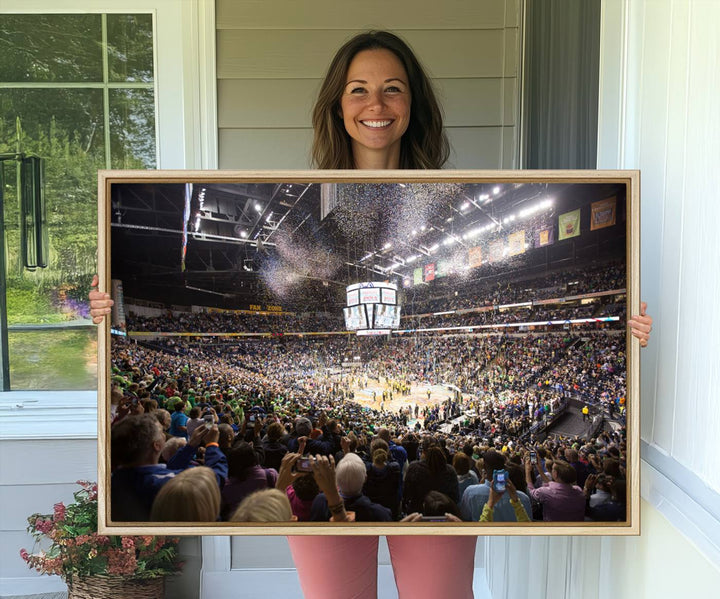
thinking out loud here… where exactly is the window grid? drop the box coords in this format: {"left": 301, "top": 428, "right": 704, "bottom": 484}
{"left": 0, "top": 12, "right": 157, "bottom": 390}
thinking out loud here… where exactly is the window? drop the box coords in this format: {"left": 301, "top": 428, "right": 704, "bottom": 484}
{"left": 0, "top": 13, "right": 156, "bottom": 390}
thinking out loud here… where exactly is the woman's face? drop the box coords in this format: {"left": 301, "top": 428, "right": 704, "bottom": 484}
{"left": 340, "top": 48, "right": 411, "bottom": 168}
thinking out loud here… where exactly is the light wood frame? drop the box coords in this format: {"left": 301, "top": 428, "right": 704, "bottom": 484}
{"left": 97, "top": 169, "right": 640, "bottom": 536}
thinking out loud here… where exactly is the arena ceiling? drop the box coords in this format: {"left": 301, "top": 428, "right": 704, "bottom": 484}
{"left": 110, "top": 179, "right": 627, "bottom": 309}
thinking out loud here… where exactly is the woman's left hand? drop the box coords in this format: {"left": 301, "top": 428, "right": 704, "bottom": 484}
{"left": 628, "top": 301, "right": 653, "bottom": 347}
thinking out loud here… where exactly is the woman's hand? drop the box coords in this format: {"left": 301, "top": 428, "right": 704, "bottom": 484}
{"left": 275, "top": 452, "right": 307, "bottom": 491}
{"left": 89, "top": 274, "right": 114, "bottom": 324}
{"left": 628, "top": 301, "right": 653, "bottom": 347}
{"left": 400, "top": 512, "right": 422, "bottom": 523}
{"left": 310, "top": 454, "right": 338, "bottom": 498}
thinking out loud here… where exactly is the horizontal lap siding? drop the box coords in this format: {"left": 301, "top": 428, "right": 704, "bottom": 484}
{"left": 216, "top": 0, "right": 521, "bottom": 170}
{"left": 216, "top": 1, "right": 516, "bottom": 30}
{"left": 0, "top": 439, "right": 97, "bottom": 579}
{"left": 218, "top": 30, "right": 511, "bottom": 79}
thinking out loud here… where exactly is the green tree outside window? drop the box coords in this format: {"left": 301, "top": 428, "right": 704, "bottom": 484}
{"left": 0, "top": 13, "right": 156, "bottom": 390}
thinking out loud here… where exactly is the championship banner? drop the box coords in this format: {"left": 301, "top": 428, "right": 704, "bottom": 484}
{"left": 559, "top": 209, "right": 581, "bottom": 240}
{"left": 487, "top": 240, "right": 504, "bottom": 263}
{"left": 590, "top": 197, "right": 617, "bottom": 231}
{"left": 436, "top": 259, "right": 450, "bottom": 278}
{"left": 413, "top": 267, "right": 423, "bottom": 286}
{"left": 535, "top": 226, "right": 554, "bottom": 247}
{"left": 468, "top": 246, "right": 482, "bottom": 268}
{"left": 424, "top": 263, "right": 436, "bottom": 282}
{"left": 508, "top": 230, "right": 526, "bottom": 256}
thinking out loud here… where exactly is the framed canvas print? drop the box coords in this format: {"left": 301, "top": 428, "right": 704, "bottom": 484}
{"left": 97, "top": 170, "right": 640, "bottom": 536}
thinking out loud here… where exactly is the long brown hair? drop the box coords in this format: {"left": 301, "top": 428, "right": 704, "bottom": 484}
{"left": 311, "top": 30, "right": 449, "bottom": 169}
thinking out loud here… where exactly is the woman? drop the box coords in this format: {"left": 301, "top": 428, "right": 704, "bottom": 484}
{"left": 310, "top": 452, "right": 392, "bottom": 522}
{"left": 150, "top": 466, "right": 221, "bottom": 522}
{"left": 91, "top": 29, "right": 653, "bottom": 599}
{"left": 220, "top": 440, "right": 278, "bottom": 520}
{"left": 402, "top": 438, "right": 459, "bottom": 515}
{"left": 363, "top": 438, "right": 402, "bottom": 519}
{"left": 454, "top": 451, "right": 480, "bottom": 501}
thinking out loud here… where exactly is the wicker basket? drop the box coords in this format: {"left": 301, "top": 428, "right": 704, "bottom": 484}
{"left": 67, "top": 575, "right": 165, "bottom": 599}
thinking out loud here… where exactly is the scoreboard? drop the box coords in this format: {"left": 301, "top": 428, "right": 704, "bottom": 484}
{"left": 343, "top": 281, "right": 401, "bottom": 334}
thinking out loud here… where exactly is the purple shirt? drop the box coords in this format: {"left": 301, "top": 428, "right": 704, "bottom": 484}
{"left": 527, "top": 481, "right": 585, "bottom": 521}
{"left": 220, "top": 465, "right": 278, "bottom": 520}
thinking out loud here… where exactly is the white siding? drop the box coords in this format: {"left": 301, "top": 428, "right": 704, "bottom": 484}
{"left": 216, "top": 0, "right": 522, "bottom": 169}
{"left": 597, "top": 0, "right": 720, "bottom": 490}
{"left": 486, "top": 1, "right": 720, "bottom": 597}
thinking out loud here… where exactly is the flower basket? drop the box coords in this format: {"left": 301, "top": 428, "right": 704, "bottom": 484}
{"left": 67, "top": 574, "right": 164, "bottom": 599}
{"left": 21, "top": 481, "right": 182, "bottom": 592}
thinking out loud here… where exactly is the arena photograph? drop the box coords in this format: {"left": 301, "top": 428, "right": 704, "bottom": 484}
{"left": 98, "top": 171, "right": 639, "bottom": 535}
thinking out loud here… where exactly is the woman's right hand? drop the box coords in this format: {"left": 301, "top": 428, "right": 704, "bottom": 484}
{"left": 89, "top": 274, "right": 114, "bottom": 324}
{"left": 276, "top": 452, "right": 307, "bottom": 491}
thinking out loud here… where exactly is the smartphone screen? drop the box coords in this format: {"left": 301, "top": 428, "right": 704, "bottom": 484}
{"left": 493, "top": 469, "right": 507, "bottom": 492}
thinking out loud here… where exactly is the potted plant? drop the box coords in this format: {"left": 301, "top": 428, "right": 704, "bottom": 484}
{"left": 20, "top": 480, "right": 182, "bottom": 598}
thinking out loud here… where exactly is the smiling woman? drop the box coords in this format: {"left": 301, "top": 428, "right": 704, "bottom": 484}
{"left": 311, "top": 30, "right": 448, "bottom": 170}
{"left": 340, "top": 48, "right": 411, "bottom": 169}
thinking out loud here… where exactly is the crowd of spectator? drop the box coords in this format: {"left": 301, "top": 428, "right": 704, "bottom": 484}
{"left": 110, "top": 323, "right": 627, "bottom": 523}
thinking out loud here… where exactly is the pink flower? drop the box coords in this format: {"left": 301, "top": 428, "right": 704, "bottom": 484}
{"left": 107, "top": 548, "right": 137, "bottom": 576}
{"left": 19, "top": 549, "right": 29, "bottom": 562}
{"left": 121, "top": 537, "right": 135, "bottom": 549}
{"left": 53, "top": 502, "right": 66, "bottom": 521}
{"left": 34, "top": 518, "right": 53, "bottom": 535}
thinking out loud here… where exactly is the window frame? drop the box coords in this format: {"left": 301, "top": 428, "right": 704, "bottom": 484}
{"left": 0, "top": 0, "right": 216, "bottom": 420}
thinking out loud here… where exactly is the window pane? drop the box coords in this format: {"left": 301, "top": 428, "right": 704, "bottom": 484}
{"left": 1, "top": 13, "right": 157, "bottom": 390}
{"left": 0, "top": 14, "right": 102, "bottom": 82}
{"left": 0, "top": 89, "right": 106, "bottom": 161}
{"left": 110, "top": 88, "right": 157, "bottom": 169}
{"left": 107, "top": 14, "right": 155, "bottom": 83}
{"left": 8, "top": 329, "right": 97, "bottom": 390}
{"left": 2, "top": 89, "right": 103, "bottom": 390}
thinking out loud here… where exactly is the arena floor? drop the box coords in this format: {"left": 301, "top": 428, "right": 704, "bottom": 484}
{"left": 349, "top": 376, "right": 460, "bottom": 415}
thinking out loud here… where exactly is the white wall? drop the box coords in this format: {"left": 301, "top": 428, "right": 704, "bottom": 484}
{"left": 487, "top": 1, "right": 720, "bottom": 597}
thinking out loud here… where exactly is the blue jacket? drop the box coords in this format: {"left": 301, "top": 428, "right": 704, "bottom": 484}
{"left": 111, "top": 444, "right": 227, "bottom": 521}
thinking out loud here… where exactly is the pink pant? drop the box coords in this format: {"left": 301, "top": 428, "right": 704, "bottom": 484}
{"left": 287, "top": 535, "right": 477, "bottom": 599}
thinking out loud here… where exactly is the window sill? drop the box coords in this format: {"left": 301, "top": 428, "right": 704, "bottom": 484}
{"left": 0, "top": 390, "right": 98, "bottom": 440}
